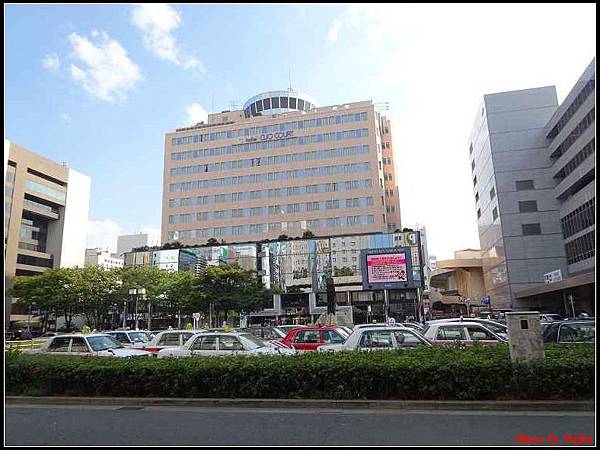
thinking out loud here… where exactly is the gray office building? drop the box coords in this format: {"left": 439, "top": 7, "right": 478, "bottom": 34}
{"left": 469, "top": 58, "right": 595, "bottom": 314}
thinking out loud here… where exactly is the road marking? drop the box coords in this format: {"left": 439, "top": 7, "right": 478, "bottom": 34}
{"left": 5, "top": 405, "right": 594, "bottom": 417}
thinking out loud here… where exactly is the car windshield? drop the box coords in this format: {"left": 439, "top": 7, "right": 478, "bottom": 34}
{"left": 128, "top": 332, "right": 151, "bottom": 343}
{"left": 238, "top": 333, "right": 267, "bottom": 350}
{"left": 482, "top": 322, "right": 507, "bottom": 334}
{"left": 87, "top": 336, "right": 124, "bottom": 351}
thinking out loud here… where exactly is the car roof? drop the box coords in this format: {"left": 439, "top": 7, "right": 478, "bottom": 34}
{"left": 49, "top": 333, "right": 111, "bottom": 338}
{"left": 357, "top": 326, "right": 414, "bottom": 332}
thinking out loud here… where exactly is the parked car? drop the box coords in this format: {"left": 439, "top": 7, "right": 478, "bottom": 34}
{"left": 401, "top": 322, "right": 425, "bottom": 333}
{"left": 273, "top": 326, "right": 348, "bottom": 351}
{"left": 237, "top": 326, "right": 287, "bottom": 341}
{"left": 157, "top": 332, "right": 296, "bottom": 358}
{"left": 318, "top": 326, "right": 431, "bottom": 352}
{"left": 105, "top": 330, "right": 153, "bottom": 348}
{"left": 425, "top": 318, "right": 508, "bottom": 339}
{"left": 542, "top": 321, "right": 595, "bottom": 343}
{"left": 141, "top": 329, "right": 206, "bottom": 354}
{"left": 24, "top": 334, "right": 152, "bottom": 357}
{"left": 422, "top": 321, "right": 508, "bottom": 345}
{"left": 540, "top": 314, "right": 562, "bottom": 322}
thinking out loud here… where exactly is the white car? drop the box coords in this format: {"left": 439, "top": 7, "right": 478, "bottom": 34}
{"left": 142, "top": 329, "right": 206, "bottom": 354}
{"left": 425, "top": 318, "right": 508, "bottom": 339}
{"left": 157, "top": 332, "right": 296, "bottom": 358}
{"left": 24, "top": 334, "right": 152, "bottom": 357}
{"left": 318, "top": 326, "right": 431, "bottom": 352}
{"left": 422, "top": 321, "right": 508, "bottom": 345}
{"left": 105, "top": 330, "right": 153, "bottom": 348}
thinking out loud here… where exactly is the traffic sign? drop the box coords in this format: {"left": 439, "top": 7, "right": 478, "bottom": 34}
{"left": 483, "top": 296, "right": 491, "bottom": 305}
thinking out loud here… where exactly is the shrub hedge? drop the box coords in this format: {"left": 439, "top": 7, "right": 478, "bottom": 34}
{"left": 5, "top": 344, "right": 594, "bottom": 400}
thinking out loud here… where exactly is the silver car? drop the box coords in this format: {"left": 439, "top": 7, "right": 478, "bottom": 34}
{"left": 157, "top": 332, "right": 296, "bottom": 358}
{"left": 318, "top": 326, "right": 431, "bottom": 352}
{"left": 24, "top": 334, "right": 152, "bottom": 357}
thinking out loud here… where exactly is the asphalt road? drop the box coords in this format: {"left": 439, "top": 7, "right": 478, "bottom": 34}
{"left": 5, "top": 405, "right": 595, "bottom": 446}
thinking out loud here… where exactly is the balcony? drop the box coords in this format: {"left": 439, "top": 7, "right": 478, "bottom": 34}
{"left": 22, "top": 199, "right": 59, "bottom": 220}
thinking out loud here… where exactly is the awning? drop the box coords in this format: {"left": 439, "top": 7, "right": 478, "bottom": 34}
{"left": 515, "top": 272, "right": 595, "bottom": 299}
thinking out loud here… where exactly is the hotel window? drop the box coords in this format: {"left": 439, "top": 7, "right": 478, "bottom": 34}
{"left": 272, "top": 97, "right": 280, "bottom": 108}
{"left": 519, "top": 200, "right": 538, "bottom": 213}
{"left": 475, "top": 192, "right": 479, "bottom": 203}
{"left": 289, "top": 97, "right": 297, "bottom": 109}
{"left": 492, "top": 207, "right": 498, "bottom": 221}
{"left": 489, "top": 187, "right": 495, "bottom": 200}
{"left": 280, "top": 96, "right": 289, "bottom": 108}
{"left": 263, "top": 98, "right": 271, "bottom": 110}
{"left": 522, "top": 223, "right": 541, "bottom": 235}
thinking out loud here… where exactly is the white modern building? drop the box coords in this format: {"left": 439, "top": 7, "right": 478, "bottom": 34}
{"left": 84, "top": 248, "right": 124, "bottom": 269}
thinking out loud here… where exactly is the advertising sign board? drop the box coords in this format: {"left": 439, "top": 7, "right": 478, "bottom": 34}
{"left": 360, "top": 247, "right": 417, "bottom": 290}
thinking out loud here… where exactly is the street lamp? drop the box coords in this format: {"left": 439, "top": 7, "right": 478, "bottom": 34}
{"left": 129, "top": 288, "right": 146, "bottom": 330}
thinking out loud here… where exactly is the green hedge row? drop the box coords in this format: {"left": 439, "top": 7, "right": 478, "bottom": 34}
{"left": 5, "top": 344, "right": 594, "bottom": 400}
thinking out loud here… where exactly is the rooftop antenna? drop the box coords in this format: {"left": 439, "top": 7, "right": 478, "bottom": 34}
{"left": 288, "top": 69, "right": 292, "bottom": 92}
{"left": 211, "top": 94, "right": 215, "bottom": 114}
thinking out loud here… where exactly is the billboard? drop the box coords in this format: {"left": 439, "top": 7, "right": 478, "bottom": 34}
{"left": 366, "top": 253, "right": 408, "bottom": 283}
{"left": 361, "top": 247, "right": 417, "bottom": 290}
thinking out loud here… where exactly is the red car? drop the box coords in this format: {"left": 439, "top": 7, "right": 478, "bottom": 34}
{"left": 273, "top": 325, "right": 349, "bottom": 351}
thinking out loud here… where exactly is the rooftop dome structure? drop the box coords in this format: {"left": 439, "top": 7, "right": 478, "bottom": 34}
{"left": 243, "top": 90, "right": 317, "bottom": 118}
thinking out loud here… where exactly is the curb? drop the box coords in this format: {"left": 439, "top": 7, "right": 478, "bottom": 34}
{"left": 5, "top": 396, "right": 595, "bottom": 411}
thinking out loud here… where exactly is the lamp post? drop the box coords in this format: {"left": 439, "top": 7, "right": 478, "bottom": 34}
{"left": 129, "top": 288, "right": 146, "bottom": 330}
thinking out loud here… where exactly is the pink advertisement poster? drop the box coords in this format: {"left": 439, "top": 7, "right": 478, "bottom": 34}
{"left": 366, "top": 253, "right": 407, "bottom": 283}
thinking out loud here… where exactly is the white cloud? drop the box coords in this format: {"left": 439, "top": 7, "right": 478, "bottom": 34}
{"left": 185, "top": 103, "right": 208, "bottom": 125}
{"left": 87, "top": 220, "right": 161, "bottom": 253}
{"left": 68, "top": 31, "right": 142, "bottom": 101}
{"left": 42, "top": 53, "right": 60, "bottom": 71}
{"left": 86, "top": 219, "right": 123, "bottom": 253}
{"left": 327, "top": 4, "right": 596, "bottom": 259}
{"left": 327, "top": 19, "right": 342, "bottom": 43}
{"left": 60, "top": 113, "right": 72, "bottom": 123}
{"left": 183, "top": 57, "right": 207, "bottom": 73}
{"left": 131, "top": 4, "right": 181, "bottom": 63}
{"left": 131, "top": 4, "right": 206, "bottom": 73}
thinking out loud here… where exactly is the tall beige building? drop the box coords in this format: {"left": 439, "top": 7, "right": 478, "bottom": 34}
{"left": 162, "top": 90, "right": 402, "bottom": 245}
{"left": 4, "top": 140, "right": 91, "bottom": 326}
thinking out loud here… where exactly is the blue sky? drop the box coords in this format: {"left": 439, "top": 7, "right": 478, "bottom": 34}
{"left": 5, "top": 4, "right": 596, "bottom": 258}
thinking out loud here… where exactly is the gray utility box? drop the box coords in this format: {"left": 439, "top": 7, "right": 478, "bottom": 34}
{"left": 506, "top": 311, "right": 545, "bottom": 362}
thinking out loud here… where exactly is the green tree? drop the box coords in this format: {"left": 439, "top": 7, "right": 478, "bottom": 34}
{"left": 302, "top": 230, "right": 315, "bottom": 239}
{"left": 193, "top": 264, "right": 272, "bottom": 326}
{"left": 161, "top": 270, "right": 197, "bottom": 327}
{"left": 77, "top": 266, "right": 122, "bottom": 329}
{"left": 10, "top": 268, "right": 81, "bottom": 331}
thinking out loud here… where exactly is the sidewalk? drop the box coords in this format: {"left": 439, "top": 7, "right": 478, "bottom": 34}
{"left": 5, "top": 396, "right": 594, "bottom": 411}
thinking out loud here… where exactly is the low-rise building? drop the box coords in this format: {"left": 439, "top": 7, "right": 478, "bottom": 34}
{"left": 84, "top": 248, "right": 124, "bottom": 269}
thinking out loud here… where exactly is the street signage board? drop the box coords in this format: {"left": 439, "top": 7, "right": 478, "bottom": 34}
{"left": 544, "top": 269, "right": 562, "bottom": 284}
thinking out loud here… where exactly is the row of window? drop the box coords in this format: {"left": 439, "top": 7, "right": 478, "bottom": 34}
{"left": 561, "top": 198, "right": 595, "bottom": 239}
{"left": 386, "top": 206, "right": 396, "bottom": 213}
{"left": 25, "top": 180, "right": 66, "bottom": 203}
{"left": 169, "top": 163, "right": 372, "bottom": 192}
{"left": 556, "top": 138, "right": 595, "bottom": 180}
{"left": 168, "top": 215, "right": 376, "bottom": 239}
{"left": 171, "top": 113, "right": 368, "bottom": 146}
{"left": 550, "top": 108, "right": 595, "bottom": 159}
{"left": 170, "top": 129, "right": 370, "bottom": 161}
{"left": 16, "top": 254, "right": 53, "bottom": 268}
{"left": 168, "top": 197, "right": 375, "bottom": 224}
{"left": 565, "top": 230, "right": 595, "bottom": 265}
{"left": 244, "top": 95, "right": 316, "bottom": 117}
{"left": 547, "top": 79, "right": 595, "bottom": 139}
{"left": 169, "top": 179, "right": 374, "bottom": 207}
{"left": 170, "top": 145, "right": 370, "bottom": 176}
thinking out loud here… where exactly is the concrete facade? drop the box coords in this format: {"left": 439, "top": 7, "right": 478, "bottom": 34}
{"left": 469, "top": 58, "right": 595, "bottom": 313}
{"left": 162, "top": 92, "right": 402, "bottom": 246}
{"left": 544, "top": 58, "right": 595, "bottom": 277}
{"left": 4, "top": 140, "right": 91, "bottom": 327}
{"left": 469, "top": 88, "right": 567, "bottom": 310}
{"left": 116, "top": 233, "right": 149, "bottom": 258}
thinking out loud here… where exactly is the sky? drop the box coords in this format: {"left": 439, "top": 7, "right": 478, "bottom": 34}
{"left": 5, "top": 3, "right": 596, "bottom": 259}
